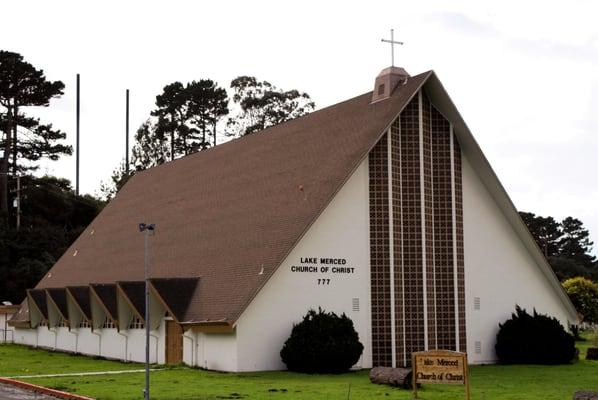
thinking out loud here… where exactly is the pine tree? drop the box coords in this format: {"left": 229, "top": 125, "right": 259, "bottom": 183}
{"left": 0, "top": 51, "right": 69, "bottom": 223}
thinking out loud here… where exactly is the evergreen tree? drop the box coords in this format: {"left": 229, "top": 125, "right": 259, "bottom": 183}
{"left": 520, "top": 211, "right": 597, "bottom": 280}
{"left": 0, "top": 51, "right": 69, "bottom": 223}
{"left": 186, "top": 79, "right": 228, "bottom": 148}
{"left": 0, "top": 175, "right": 103, "bottom": 302}
{"left": 151, "top": 82, "right": 188, "bottom": 159}
{"left": 559, "top": 217, "right": 596, "bottom": 268}
{"left": 519, "top": 212, "right": 561, "bottom": 257}
{"left": 147, "top": 79, "right": 229, "bottom": 160}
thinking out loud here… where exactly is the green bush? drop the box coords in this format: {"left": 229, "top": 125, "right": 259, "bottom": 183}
{"left": 495, "top": 305, "right": 576, "bottom": 364}
{"left": 563, "top": 277, "right": 598, "bottom": 324}
{"left": 280, "top": 308, "right": 364, "bottom": 373}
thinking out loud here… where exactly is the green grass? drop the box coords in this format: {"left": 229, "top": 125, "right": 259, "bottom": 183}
{"left": 0, "top": 344, "right": 147, "bottom": 377}
{"left": 0, "top": 333, "right": 596, "bottom": 400}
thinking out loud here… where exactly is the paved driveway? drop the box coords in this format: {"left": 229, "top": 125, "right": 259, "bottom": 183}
{"left": 0, "top": 383, "right": 57, "bottom": 400}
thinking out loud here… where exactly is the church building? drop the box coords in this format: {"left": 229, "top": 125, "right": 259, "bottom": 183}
{"left": 9, "top": 65, "right": 577, "bottom": 372}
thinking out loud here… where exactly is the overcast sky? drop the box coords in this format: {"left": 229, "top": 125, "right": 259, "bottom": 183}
{"left": 2, "top": 0, "right": 597, "bottom": 252}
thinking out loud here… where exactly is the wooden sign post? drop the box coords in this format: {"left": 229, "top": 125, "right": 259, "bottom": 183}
{"left": 412, "top": 350, "right": 470, "bottom": 400}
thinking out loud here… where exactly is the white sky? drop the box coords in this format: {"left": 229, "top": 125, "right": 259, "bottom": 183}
{"left": 2, "top": 0, "right": 598, "bottom": 252}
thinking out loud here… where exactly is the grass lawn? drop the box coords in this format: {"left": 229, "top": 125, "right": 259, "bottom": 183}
{"left": 0, "top": 333, "right": 596, "bottom": 400}
{"left": 0, "top": 344, "right": 148, "bottom": 377}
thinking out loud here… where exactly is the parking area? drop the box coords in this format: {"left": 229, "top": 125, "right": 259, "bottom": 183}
{"left": 0, "top": 383, "right": 57, "bottom": 400}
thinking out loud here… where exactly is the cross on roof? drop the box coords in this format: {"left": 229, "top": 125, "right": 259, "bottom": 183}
{"left": 381, "top": 29, "right": 404, "bottom": 67}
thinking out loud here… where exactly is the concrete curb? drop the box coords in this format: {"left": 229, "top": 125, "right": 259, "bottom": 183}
{"left": 0, "top": 377, "right": 95, "bottom": 400}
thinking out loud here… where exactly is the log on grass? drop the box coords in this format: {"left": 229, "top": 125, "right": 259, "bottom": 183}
{"left": 369, "top": 367, "right": 413, "bottom": 389}
{"left": 586, "top": 348, "right": 598, "bottom": 360}
{"left": 573, "top": 391, "right": 598, "bottom": 400}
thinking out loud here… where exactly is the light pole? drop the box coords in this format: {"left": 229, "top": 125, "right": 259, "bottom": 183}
{"left": 139, "top": 222, "right": 155, "bottom": 400}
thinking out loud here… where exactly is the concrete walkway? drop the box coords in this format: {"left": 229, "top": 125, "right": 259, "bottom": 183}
{"left": 0, "top": 383, "right": 57, "bottom": 400}
{"left": 6, "top": 369, "right": 163, "bottom": 380}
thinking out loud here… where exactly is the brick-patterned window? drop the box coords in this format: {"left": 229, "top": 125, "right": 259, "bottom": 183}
{"left": 431, "top": 103, "right": 456, "bottom": 350}
{"left": 369, "top": 135, "right": 392, "bottom": 367}
{"left": 399, "top": 94, "right": 425, "bottom": 362}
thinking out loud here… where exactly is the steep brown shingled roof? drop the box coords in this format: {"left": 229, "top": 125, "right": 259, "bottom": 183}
{"left": 31, "top": 71, "right": 431, "bottom": 325}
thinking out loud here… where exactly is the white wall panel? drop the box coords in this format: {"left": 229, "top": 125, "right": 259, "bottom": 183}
{"left": 462, "top": 155, "right": 574, "bottom": 363}
{"left": 235, "top": 159, "right": 371, "bottom": 371}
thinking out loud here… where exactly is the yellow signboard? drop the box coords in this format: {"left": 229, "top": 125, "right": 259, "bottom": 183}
{"left": 412, "top": 350, "right": 470, "bottom": 400}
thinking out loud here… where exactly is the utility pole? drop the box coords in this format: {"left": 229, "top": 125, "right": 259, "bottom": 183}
{"left": 15, "top": 175, "right": 20, "bottom": 231}
{"left": 138, "top": 222, "right": 155, "bottom": 400}
{"left": 126, "top": 89, "right": 130, "bottom": 174}
{"left": 76, "top": 73, "right": 80, "bottom": 196}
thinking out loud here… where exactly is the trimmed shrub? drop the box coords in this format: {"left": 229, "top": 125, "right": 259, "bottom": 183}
{"left": 495, "top": 305, "right": 576, "bottom": 364}
{"left": 280, "top": 308, "right": 364, "bottom": 373}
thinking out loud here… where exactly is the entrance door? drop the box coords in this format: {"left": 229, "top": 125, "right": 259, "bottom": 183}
{"left": 165, "top": 320, "right": 183, "bottom": 364}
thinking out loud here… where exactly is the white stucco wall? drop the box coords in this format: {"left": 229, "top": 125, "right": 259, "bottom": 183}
{"left": 462, "top": 154, "right": 574, "bottom": 363}
{"left": 234, "top": 158, "right": 371, "bottom": 372}
{"left": 183, "top": 330, "right": 238, "bottom": 371}
{"left": 13, "top": 320, "right": 166, "bottom": 364}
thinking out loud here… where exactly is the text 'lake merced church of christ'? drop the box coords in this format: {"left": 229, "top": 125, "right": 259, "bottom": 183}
{"left": 9, "top": 61, "right": 577, "bottom": 371}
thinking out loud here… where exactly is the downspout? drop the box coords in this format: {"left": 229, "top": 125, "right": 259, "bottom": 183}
{"left": 150, "top": 331, "right": 160, "bottom": 364}
{"left": 90, "top": 328, "right": 102, "bottom": 356}
{"left": 183, "top": 332, "right": 194, "bottom": 366}
{"left": 116, "top": 329, "right": 129, "bottom": 362}
{"left": 67, "top": 328, "right": 79, "bottom": 354}
{"left": 48, "top": 326, "right": 58, "bottom": 350}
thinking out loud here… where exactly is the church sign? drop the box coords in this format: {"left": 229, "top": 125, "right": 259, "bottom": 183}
{"left": 412, "top": 350, "right": 470, "bottom": 400}
{"left": 290, "top": 257, "right": 356, "bottom": 285}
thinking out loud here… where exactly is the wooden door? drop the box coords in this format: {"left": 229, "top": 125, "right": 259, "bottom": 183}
{"left": 165, "top": 320, "right": 183, "bottom": 364}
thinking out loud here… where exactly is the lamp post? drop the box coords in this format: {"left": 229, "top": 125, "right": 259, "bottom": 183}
{"left": 139, "top": 222, "right": 155, "bottom": 400}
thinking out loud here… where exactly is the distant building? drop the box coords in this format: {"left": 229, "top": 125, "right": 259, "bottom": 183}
{"left": 1, "top": 303, "right": 19, "bottom": 343}
{"left": 10, "top": 66, "right": 577, "bottom": 371}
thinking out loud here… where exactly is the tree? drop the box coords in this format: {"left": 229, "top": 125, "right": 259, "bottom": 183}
{"left": 0, "top": 51, "right": 69, "bottom": 223}
{"left": 227, "top": 76, "right": 315, "bottom": 137}
{"left": 151, "top": 82, "right": 188, "bottom": 159}
{"left": 563, "top": 277, "right": 598, "bottom": 324}
{"left": 548, "top": 256, "right": 596, "bottom": 281}
{"left": 131, "top": 119, "right": 170, "bottom": 170}
{"left": 99, "top": 160, "right": 134, "bottom": 201}
{"left": 0, "top": 175, "right": 103, "bottom": 302}
{"left": 559, "top": 217, "right": 596, "bottom": 268}
{"left": 519, "top": 212, "right": 561, "bottom": 257}
{"left": 150, "top": 80, "right": 229, "bottom": 159}
{"left": 101, "top": 79, "right": 230, "bottom": 200}
{"left": 186, "top": 79, "right": 228, "bottom": 148}
{"left": 520, "top": 211, "right": 597, "bottom": 281}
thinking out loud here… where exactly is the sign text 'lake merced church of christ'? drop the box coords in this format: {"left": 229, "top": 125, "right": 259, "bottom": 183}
{"left": 9, "top": 59, "right": 577, "bottom": 372}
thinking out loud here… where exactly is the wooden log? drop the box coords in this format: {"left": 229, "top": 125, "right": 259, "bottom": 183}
{"left": 586, "top": 348, "right": 598, "bottom": 360}
{"left": 369, "top": 367, "right": 413, "bottom": 389}
{"left": 573, "top": 391, "right": 598, "bottom": 400}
